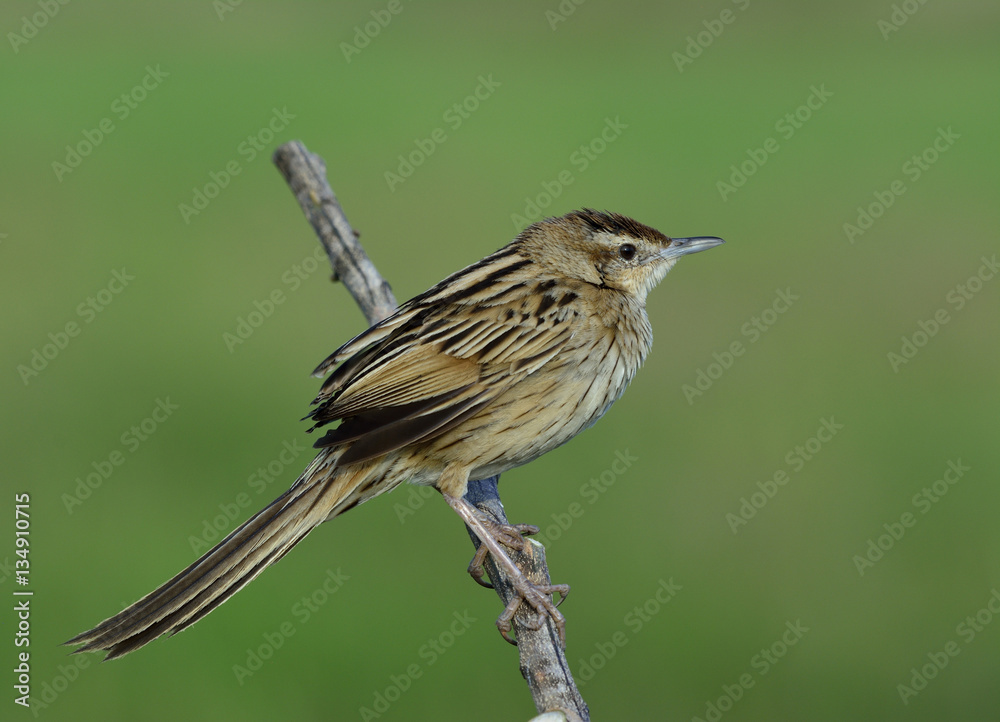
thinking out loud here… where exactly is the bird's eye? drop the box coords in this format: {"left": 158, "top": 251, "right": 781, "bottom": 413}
{"left": 619, "top": 243, "right": 636, "bottom": 261}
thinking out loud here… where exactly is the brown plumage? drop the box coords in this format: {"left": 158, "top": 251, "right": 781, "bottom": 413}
{"left": 66, "top": 209, "right": 723, "bottom": 658}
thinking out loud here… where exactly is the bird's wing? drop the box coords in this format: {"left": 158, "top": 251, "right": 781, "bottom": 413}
{"left": 310, "top": 243, "right": 535, "bottom": 381}
{"left": 306, "top": 271, "right": 584, "bottom": 467}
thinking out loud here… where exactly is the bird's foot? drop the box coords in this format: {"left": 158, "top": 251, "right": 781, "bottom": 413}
{"left": 443, "top": 494, "right": 569, "bottom": 646}
{"left": 466, "top": 518, "right": 539, "bottom": 589}
{"left": 494, "top": 573, "right": 570, "bottom": 647}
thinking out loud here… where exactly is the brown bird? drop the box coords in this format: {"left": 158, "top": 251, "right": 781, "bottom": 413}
{"left": 66, "top": 209, "right": 723, "bottom": 659}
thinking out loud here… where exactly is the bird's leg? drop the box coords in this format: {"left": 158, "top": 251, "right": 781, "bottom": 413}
{"left": 442, "top": 492, "right": 569, "bottom": 646}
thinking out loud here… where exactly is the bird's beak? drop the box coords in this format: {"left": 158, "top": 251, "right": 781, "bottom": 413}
{"left": 660, "top": 236, "right": 725, "bottom": 261}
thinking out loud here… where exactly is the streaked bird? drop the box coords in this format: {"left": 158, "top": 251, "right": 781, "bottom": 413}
{"left": 67, "top": 208, "right": 723, "bottom": 657}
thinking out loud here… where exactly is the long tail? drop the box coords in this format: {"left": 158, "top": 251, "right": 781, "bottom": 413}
{"left": 65, "top": 451, "right": 378, "bottom": 660}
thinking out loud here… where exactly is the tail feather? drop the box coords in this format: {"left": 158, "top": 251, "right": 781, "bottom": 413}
{"left": 65, "top": 453, "right": 372, "bottom": 660}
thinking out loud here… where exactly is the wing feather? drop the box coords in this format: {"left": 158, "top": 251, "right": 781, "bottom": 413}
{"left": 305, "top": 248, "right": 587, "bottom": 466}
{"left": 317, "top": 345, "right": 481, "bottom": 419}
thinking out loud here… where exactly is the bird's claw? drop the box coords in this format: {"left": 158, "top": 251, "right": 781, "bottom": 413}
{"left": 496, "top": 579, "right": 570, "bottom": 646}
{"left": 466, "top": 521, "right": 539, "bottom": 589}
{"left": 467, "top": 544, "right": 493, "bottom": 589}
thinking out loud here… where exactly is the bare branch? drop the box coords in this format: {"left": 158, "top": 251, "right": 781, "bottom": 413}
{"left": 272, "top": 142, "right": 396, "bottom": 326}
{"left": 272, "top": 140, "right": 589, "bottom": 721}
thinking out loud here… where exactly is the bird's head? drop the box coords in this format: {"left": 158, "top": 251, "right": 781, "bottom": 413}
{"left": 518, "top": 209, "right": 724, "bottom": 302}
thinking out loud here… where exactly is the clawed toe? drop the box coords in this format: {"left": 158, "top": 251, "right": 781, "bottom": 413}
{"left": 466, "top": 520, "right": 539, "bottom": 588}
{"left": 487, "top": 520, "right": 539, "bottom": 551}
{"left": 496, "top": 579, "right": 569, "bottom": 646}
{"left": 467, "top": 544, "right": 493, "bottom": 589}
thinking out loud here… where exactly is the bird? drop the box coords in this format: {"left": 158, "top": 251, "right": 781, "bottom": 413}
{"left": 65, "top": 208, "right": 723, "bottom": 659}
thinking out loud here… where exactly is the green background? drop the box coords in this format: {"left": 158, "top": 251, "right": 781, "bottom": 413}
{"left": 2, "top": 1, "right": 998, "bottom": 720}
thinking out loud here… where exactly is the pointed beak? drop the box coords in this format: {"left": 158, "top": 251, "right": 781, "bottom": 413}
{"left": 660, "top": 236, "right": 725, "bottom": 261}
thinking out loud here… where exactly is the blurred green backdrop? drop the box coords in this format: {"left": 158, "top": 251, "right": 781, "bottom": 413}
{"left": 2, "top": 1, "right": 998, "bottom": 720}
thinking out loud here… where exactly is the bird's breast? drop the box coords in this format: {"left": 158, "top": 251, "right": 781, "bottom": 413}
{"left": 433, "top": 312, "right": 649, "bottom": 479}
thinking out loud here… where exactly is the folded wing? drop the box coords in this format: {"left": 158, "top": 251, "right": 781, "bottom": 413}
{"left": 306, "top": 273, "right": 582, "bottom": 467}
